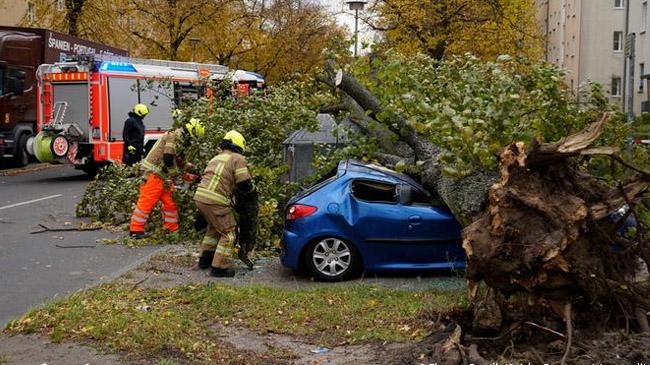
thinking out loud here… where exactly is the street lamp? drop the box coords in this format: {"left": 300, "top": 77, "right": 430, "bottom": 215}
{"left": 189, "top": 37, "right": 200, "bottom": 62}
{"left": 346, "top": 1, "right": 367, "bottom": 57}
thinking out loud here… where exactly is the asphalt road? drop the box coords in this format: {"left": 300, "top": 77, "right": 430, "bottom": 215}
{"left": 0, "top": 164, "right": 163, "bottom": 327}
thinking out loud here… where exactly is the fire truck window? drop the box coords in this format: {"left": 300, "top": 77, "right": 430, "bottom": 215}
{"left": 52, "top": 83, "right": 88, "bottom": 136}
{"left": 108, "top": 77, "right": 139, "bottom": 141}
{"left": 173, "top": 82, "right": 199, "bottom": 106}
{"left": 209, "top": 79, "right": 233, "bottom": 100}
{"left": 140, "top": 81, "right": 174, "bottom": 132}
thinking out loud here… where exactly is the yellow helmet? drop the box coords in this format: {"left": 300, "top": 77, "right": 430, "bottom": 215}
{"left": 223, "top": 130, "right": 246, "bottom": 152}
{"left": 133, "top": 104, "right": 149, "bottom": 117}
{"left": 184, "top": 118, "right": 205, "bottom": 139}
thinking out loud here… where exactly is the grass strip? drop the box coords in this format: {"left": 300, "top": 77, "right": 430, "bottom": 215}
{"left": 5, "top": 282, "right": 467, "bottom": 363}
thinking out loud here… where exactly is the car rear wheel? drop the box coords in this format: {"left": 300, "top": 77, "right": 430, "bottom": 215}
{"left": 305, "top": 237, "right": 359, "bottom": 281}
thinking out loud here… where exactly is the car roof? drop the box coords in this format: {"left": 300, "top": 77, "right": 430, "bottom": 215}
{"left": 338, "top": 159, "right": 430, "bottom": 195}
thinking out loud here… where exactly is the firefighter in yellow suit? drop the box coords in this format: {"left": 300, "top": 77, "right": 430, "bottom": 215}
{"left": 129, "top": 118, "right": 205, "bottom": 238}
{"left": 194, "top": 130, "right": 254, "bottom": 277}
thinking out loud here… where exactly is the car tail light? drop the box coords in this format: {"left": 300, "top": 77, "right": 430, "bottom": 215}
{"left": 286, "top": 204, "right": 317, "bottom": 220}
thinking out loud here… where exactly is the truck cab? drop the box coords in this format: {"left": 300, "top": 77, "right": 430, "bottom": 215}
{"left": 0, "top": 31, "right": 40, "bottom": 166}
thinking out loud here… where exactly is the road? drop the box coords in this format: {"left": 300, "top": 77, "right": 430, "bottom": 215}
{"left": 0, "top": 164, "right": 163, "bottom": 327}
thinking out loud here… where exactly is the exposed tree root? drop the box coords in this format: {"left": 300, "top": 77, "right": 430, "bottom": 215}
{"left": 327, "top": 67, "right": 650, "bottom": 364}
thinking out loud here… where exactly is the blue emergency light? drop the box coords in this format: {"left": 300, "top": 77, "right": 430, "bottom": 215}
{"left": 99, "top": 62, "right": 137, "bottom": 72}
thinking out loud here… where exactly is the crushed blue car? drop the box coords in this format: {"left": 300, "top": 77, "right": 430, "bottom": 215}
{"left": 280, "top": 159, "right": 466, "bottom": 281}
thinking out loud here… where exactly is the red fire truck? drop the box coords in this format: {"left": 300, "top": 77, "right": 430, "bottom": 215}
{"left": 29, "top": 54, "right": 265, "bottom": 175}
{"left": 0, "top": 26, "right": 128, "bottom": 167}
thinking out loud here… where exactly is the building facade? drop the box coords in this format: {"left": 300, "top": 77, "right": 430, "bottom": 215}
{"left": 538, "top": 0, "right": 649, "bottom": 115}
{"left": 628, "top": 0, "right": 650, "bottom": 113}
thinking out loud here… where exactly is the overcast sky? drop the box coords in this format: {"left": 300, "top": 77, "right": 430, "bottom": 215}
{"left": 320, "top": 0, "right": 355, "bottom": 30}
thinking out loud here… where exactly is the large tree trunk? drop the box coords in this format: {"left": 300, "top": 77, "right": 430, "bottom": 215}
{"left": 329, "top": 68, "right": 496, "bottom": 225}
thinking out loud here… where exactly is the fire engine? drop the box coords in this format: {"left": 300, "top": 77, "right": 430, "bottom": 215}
{"left": 28, "top": 54, "right": 265, "bottom": 175}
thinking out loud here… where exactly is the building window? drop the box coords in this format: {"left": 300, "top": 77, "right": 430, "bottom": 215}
{"left": 640, "top": 63, "right": 646, "bottom": 93}
{"left": 615, "top": 0, "right": 624, "bottom": 9}
{"left": 613, "top": 31, "right": 624, "bottom": 51}
{"left": 612, "top": 77, "right": 622, "bottom": 97}
{"left": 56, "top": 0, "right": 65, "bottom": 11}
{"left": 643, "top": 1, "right": 648, "bottom": 33}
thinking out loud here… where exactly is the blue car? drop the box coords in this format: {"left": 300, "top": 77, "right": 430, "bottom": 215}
{"left": 281, "top": 159, "right": 466, "bottom": 281}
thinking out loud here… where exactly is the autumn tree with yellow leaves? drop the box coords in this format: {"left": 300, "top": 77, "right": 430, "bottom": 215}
{"left": 366, "top": 0, "right": 544, "bottom": 60}
{"left": 20, "top": 0, "right": 348, "bottom": 83}
{"left": 20, "top": 0, "right": 545, "bottom": 81}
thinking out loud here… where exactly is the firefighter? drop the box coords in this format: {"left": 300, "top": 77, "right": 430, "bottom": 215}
{"left": 194, "top": 130, "right": 254, "bottom": 277}
{"left": 129, "top": 118, "right": 205, "bottom": 239}
{"left": 122, "top": 104, "right": 149, "bottom": 166}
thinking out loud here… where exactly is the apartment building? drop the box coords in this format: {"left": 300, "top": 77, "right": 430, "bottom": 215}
{"left": 628, "top": 0, "right": 649, "bottom": 113}
{"left": 538, "top": 0, "right": 649, "bottom": 114}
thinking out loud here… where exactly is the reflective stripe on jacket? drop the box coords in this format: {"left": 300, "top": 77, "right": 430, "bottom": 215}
{"left": 141, "top": 128, "right": 183, "bottom": 175}
{"left": 194, "top": 150, "right": 251, "bottom": 206}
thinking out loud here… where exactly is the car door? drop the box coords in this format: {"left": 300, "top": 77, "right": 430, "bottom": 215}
{"left": 348, "top": 179, "right": 431, "bottom": 267}
{"left": 349, "top": 179, "right": 462, "bottom": 268}
{"left": 397, "top": 183, "right": 464, "bottom": 265}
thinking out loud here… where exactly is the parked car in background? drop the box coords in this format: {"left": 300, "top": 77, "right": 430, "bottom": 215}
{"left": 281, "top": 159, "right": 465, "bottom": 281}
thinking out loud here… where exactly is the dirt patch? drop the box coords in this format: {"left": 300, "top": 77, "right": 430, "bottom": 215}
{"left": 116, "top": 245, "right": 465, "bottom": 292}
{"left": 213, "top": 323, "right": 408, "bottom": 365}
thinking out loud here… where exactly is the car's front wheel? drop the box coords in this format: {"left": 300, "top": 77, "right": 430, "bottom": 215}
{"left": 305, "top": 237, "right": 359, "bottom": 281}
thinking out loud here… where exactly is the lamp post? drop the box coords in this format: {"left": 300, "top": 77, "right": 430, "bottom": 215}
{"left": 346, "top": 1, "right": 367, "bottom": 57}
{"left": 189, "top": 37, "right": 200, "bottom": 62}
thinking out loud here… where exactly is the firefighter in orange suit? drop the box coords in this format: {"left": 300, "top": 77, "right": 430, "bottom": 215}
{"left": 129, "top": 118, "right": 205, "bottom": 238}
{"left": 194, "top": 130, "right": 254, "bottom": 277}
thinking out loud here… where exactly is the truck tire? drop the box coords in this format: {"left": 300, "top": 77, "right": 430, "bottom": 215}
{"left": 12, "top": 133, "right": 30, "bottom": 167}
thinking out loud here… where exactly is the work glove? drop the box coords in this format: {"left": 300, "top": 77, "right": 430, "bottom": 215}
{"left": 161, "top": 165, "right": 178, "bottom": 175}
{"left": 184, "top": 162, "right": 200, "bottom": 175}
{"left": 182, "top": 172, "right": 200, "bottom": 183}
{"left": 127, "top": 145, "right": 136, "bottom": 153}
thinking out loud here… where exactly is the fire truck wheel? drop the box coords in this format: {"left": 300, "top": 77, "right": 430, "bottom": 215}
{"left": 12, "top": 133, "right": 30, "bottom": 167}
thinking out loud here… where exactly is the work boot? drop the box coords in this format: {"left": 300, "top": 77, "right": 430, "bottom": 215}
{"left": 198, "top": 251, "right": 215, "bottom": 269}
{"left": 210, "top": 267, "right": 236, "bottom": 278}
{"left": 238, "top": 249, "right": 255, "bottom": 270}
{"left": 129, "top": 231, "right": 148, "bottom": 239}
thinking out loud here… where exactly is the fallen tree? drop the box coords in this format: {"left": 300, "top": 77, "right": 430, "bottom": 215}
{"left": 321, "top": 55, "right": 650, "bottom": 363}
